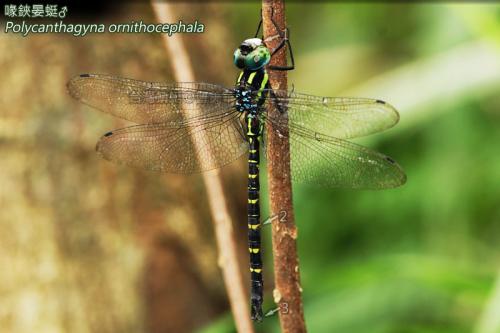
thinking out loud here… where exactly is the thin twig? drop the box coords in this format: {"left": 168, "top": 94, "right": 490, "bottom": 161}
{"left": 262, "top": 1, "right": 307, "bottom": 332}
{"left": 151, "top": 3, "right": 255, "bottom": 333}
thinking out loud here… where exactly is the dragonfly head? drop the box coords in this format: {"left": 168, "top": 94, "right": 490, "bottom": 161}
{"left": 233, "top": 38, "right": 271, "bottom": 71}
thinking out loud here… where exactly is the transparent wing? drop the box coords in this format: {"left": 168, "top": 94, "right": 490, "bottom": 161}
{"left": 263, "top": 115, "right": 406, "bottom": 189}
{"left": 290, "top": 128, "right": 406, "bottom": 189}
{"left": 67, "top": 74, "right": 236, "bottom": 124}
{"left": 266, "top": 89, "right": 400, "bottom": 139}
{"left": 96, "top": 113, "right": 247, "bottom": 173}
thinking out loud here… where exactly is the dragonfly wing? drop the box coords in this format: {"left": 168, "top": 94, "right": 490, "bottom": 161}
{"left": 290, "top": 129, "right": 405, "bottom": 189}
{"left": 68, "top": 74, "right": 236, "bottom": 124}
{"left": 267, "top": 89, "right": 400, "bottom": 139}
{"left": 96, "top": 114, "right": 247, "bottom": 173}
{"left": 263, "top": 116, "right": 406, "bottom": 189}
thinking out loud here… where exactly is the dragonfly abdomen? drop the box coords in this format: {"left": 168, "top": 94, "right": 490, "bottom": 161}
{"left": 246, "top": 113, "right": 264, "bottom": 321}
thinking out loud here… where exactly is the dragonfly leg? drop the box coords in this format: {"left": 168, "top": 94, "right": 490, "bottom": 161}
{"left": 254, "top": 9, "right": 263, "bottom": 38}
{"left": 251, "top": 6, "right": 294, "bottom": 71}
{"left": 267, "top": 28, "right": 295, "bottom": 71}
{"left": 265, "top": 7, "right": 295, "bottom": 71}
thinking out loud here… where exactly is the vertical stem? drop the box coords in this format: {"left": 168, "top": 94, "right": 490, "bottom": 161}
{"left": 151, "top": 3, "right": 255, "bottom": 333}
{"left": 262, "top": 1, "right": 307, "bottom": 332}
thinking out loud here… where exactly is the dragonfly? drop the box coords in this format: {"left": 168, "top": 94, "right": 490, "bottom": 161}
{"left": 67, "top": 17, "right": 406, "bottom": 322}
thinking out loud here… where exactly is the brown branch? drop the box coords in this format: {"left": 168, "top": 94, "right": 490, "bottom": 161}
{"left": 151, "top": 3, "right": 255, "bottom": 333}
{"left": 262, "top": 1, "right": 307, "bottom": 332}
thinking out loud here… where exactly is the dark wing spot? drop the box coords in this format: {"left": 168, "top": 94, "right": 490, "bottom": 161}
{"left": 80, "top": 73, "right": 90, "bottom": 77}
{"left": 376, "top": 99, "right": 386, "bottom": 104}
{"left": 104, "top": 131, "right": 113, "bottom": 137}
{"left": 385, "top": 156, "right": 396, "bottom": 164}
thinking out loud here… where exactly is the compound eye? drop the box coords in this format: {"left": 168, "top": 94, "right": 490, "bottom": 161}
{"left": 240, "top": 44, "right": 253, "bottom": 54}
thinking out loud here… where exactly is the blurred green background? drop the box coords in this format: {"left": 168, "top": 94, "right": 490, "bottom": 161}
{"left": 1, "top": 2, "right": 499, "bottom": 333}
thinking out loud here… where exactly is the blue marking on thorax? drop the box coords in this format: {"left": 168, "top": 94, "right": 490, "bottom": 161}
{"left": 235, "top": 87, "right": 258, "bottom": 114}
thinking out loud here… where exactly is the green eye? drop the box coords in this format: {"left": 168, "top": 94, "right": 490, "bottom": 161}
{"left": 234, "top": 44, "right": 271, "bottom": 70}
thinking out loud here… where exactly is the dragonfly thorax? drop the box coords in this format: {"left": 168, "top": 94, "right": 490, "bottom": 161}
{"left": 235, "top": 87, "right": 259, "bottom": 114}
{"left": 234, "top": 68, "right": 270, "bottom": 115}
